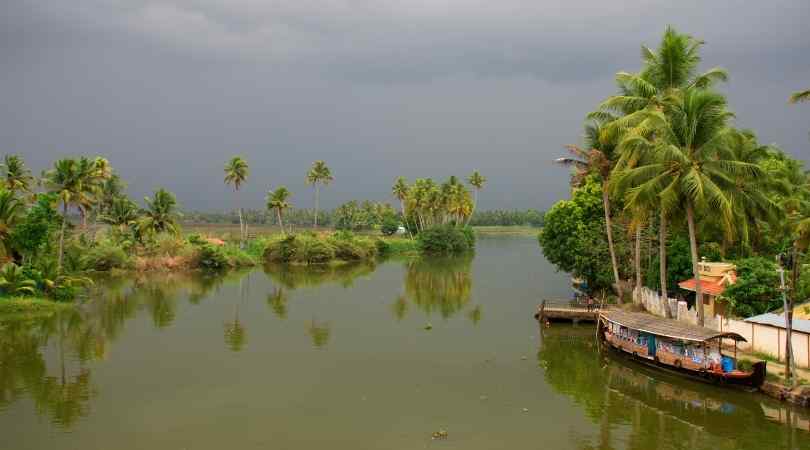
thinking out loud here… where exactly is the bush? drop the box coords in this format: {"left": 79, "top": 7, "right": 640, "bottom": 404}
{"left": 196, "top": 244, "right": 229, "bottom": 270}
{"left": 84, "top": 241, "right": 131, "bottom": 271}
{"left": 295, "top": 235, "right": 336, "bottom": 264}
{"left": 381, "top": 216, "right": 399, "bottom": 236}
{"left": 417, "top": 225, "right": 475, "bottom": 254}
{"left": 328, "top": 234, "right": 377, "bottom": 261}
{"left": 721, "top": 257, "right": 782, "bottom": 317}
{"left": 376, "top": 237, "right": 419, "bottom": 256}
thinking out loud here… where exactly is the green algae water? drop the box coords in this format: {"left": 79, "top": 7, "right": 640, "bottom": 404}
{"left": 1, "top": 235, "right": 808, "bottom": 449}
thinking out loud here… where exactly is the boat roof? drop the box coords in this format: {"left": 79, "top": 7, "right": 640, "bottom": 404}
{"left": 600, "top": 310, "right": 747, "bottom": 343}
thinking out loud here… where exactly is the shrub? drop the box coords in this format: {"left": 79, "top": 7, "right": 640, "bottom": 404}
{"left": 196, "top": 244, "right": 229, "bottom": 270}
{"left": 150, "top": 233, "right": 187, "bottom": 256}
{"left": 721, "top": 257, "right": 782, "bottom": 317}
{"left": 84, "top": 241, "right": 131, "bottom": 271}
{"left": 294, "top": 235, "right": 336, "bottom": 264}
{"left": 380, "top": 216, "right": 399, "bottom": 236}
{"left": 328, "top": 235, "right": 377, "bottom": 260}
{"left": 0, "top": 263, "right": 37, "bottom": 296}
{"left": 376, "top": 237, "right": 420, "bottom": 256}
{"left": 417, "top": 225, "right": 475, "bottom": 254}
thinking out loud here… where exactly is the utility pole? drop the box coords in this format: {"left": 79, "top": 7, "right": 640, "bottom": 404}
{"left": 777, "top": 253, "right": 796, "bottom": 387}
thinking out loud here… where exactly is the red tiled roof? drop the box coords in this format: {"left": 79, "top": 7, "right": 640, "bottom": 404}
{"left": 678, "top": 278, "right": 728, "bottom": 296}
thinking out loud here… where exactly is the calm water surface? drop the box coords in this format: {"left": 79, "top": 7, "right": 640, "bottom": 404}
{"left": 1, "top": 235, "right": 808, "bottom": 449}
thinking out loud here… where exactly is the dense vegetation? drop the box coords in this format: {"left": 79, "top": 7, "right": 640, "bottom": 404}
{"left": 539, "top": 27, "right": 810, "bottom": 323}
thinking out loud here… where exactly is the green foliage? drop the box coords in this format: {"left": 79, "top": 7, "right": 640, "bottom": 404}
{"left": 538, "top": 177, "right": 614, "bottom": 292}
{"left": 646, "top": 234, "right": 694, "bottom": 293}
{"left": 469, "top": 209, "right": 544, "bottom": 227}
{"left": 327, "top": 233, "right": 377, "bottom": 261}
{"left": 417, "top": 225, "right": 475, "bottom": 255}
{"left": 334, "top": 200, "right": 395, "bottom": 231}
{"left": 83, "top": 240, "right": 131, "bottom": 271}
{"left": 375, "top": 237, "right": 420, "bottom": 256}
{"left": 196, "top": 244, "right": 229, "bottom": 271}
{"left": 380, "top": 215, "right": 399, "bottom": 236}
{"left": 721, "top": 257, "right": 781, "bottom": 317}
{"left": 0, "top": 263, "right": 37, "bottom": 295}
{"left": 9, "top": 193, "right": 61, "bottom": 261}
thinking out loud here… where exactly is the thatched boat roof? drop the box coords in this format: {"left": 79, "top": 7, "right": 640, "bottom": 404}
{"left": 600, "top": 310, "right": 747, "bottom": 343}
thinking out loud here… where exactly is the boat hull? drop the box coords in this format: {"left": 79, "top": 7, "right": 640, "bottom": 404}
{"left": 598, "top": 324, "right": 766, "bottom": 390}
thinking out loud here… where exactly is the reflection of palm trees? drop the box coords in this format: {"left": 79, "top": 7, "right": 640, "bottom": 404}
{"left": 403, "top": 255, "right": 473, "bottom": 318}
{"left": 391, "top": 295, "right": 408, "bottom": 321}
{"left": 467, "top": 305, "right": 482, "bottom": 325}
{"left": 267, "top": 287, "right": 289, "bottom": 319}
{"left": 306, "top": 318, "right": 331, "bottom": 349}
{"left": 224, "top": 275, "right": 249, "bottom": 352}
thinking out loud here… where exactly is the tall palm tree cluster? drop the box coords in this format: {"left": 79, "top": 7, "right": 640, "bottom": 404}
{"left": 549, "top": 27, "right": 810, "bottom": 326}
{"left": 0, "top": 155, "right": 181, "bottom": 274}
{"left": 392, "top": 172, "right": 486, "bottom": 233}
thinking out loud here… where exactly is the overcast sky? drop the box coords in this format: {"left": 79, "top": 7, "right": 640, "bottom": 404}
{"left": 3, "top": 1, "right": 809, "bottom": 212}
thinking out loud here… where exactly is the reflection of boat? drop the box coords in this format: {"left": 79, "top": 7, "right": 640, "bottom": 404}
{"left": 599, "top": 310, "right": 766, "bottom": 389}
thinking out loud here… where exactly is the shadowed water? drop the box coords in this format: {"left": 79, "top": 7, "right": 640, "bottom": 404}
{"left": 1, "top": 235, "right": 808, "bottom": 449}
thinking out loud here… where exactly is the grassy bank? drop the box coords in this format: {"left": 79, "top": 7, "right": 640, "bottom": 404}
{"left": 472, "top": 226, "right": 539, "bottom": 235}
{"left": 263, "top": 231, "right": 420, "bottom": 265}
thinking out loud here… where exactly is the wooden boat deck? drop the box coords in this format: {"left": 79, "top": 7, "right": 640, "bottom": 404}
{"left": 534, "top": 300, "right": 600, "bottom": 322}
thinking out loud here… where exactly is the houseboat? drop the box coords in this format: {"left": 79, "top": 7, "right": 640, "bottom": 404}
{"left": 598, "top": 310, "right": 767, "bottom": 389}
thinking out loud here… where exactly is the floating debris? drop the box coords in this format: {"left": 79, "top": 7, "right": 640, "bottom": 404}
{"left": 520, "top": 356, "right": 528, "bottom": 360}
{"left": 424, "top": 323, "right": 433, "bottom": 330}
{"left": 431, "top": 430, "right": 448, "bottom": 440}
{"left": 522, "top": 408, "right": 529, "bottom": 413}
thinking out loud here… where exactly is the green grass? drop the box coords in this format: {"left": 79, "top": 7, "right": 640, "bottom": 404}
{"left": 472, "top": 226, "right": 539, "bottom": 235}
{"left": 0, "top": 297, "right": 74, "bottom": 321}
{"left": 377, "top": 236, "right": 420, "bottom": 257}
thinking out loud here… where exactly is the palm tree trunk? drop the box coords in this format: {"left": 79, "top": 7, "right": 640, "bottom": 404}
{"left": 659, "top": 210, "right": 669, "bottom": 317}
{"left": 634, "top": 224, "right": 642, "bottom": 304}
{"left": 314, "top": 184, "right": 320, "bottom": 228}
{"left": 277, "top": 209, "right": 285, "bottom": 236}
{"left": 602, "top": 186, "right": 622, "bottom": 302}
{"left": 57, "top": 202, "right": 68, "bottom": 274}
{"left": 686, "top": 201, "right": 704, "bottom": 326}
{"left": 80, "top": 207, "right": 87, "bottom": 230}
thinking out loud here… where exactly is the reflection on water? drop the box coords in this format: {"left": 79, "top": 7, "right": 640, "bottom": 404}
{"left": 1, "top": 236, "right": 808, "bottom": 450}
{"left": 538, "top": 326, "right": 810, "bottom": 450}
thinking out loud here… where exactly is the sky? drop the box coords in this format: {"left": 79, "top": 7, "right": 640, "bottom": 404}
{"left": 3, "top": 1, "right": 809, "bottom": 212}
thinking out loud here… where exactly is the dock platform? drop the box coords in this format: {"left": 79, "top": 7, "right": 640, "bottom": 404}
{"left": 534, "top": 300, "right": 600, "bottom": 323}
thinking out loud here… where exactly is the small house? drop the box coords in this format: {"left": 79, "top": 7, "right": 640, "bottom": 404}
{"left": 678, "top": 259, "right": 737, "bottom": 318}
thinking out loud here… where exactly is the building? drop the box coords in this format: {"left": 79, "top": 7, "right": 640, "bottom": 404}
{"left": 743, "top": 312, "right": 810, "bottom": 368}
{"left": 678, "top": 259, "right": 737, "bottom": 318}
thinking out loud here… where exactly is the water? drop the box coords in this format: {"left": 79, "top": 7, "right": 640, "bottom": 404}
{"left": 1, "top": 235, "right": 808, "bottom": 449}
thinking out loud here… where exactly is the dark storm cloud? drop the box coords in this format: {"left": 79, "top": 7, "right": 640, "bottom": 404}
{"left": 2, "top": 1, "right": 809, "bottom": 211}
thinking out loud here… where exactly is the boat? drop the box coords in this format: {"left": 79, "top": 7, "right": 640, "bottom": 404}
{"left": 598, "top": 310, "right": 767, "bottom": 389}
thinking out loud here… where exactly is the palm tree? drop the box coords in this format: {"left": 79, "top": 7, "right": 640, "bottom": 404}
{"left": 267, "top": 186, "right": 292, "bottom": 235}
{"left": 614, "top": 88, "right": 762, "bottom": 325}
{"left": 98, "top": 196, "right": 139, "bottom": 233}
{"left": 306, "top": 160, "right": 333, "bottom": 227}
{"left": 224, "top": 156, "right": 249, "bottom": 246}
{"left": 43, "top": 159, "right": 85, "bottom": 273}
{"left": 138, "top": 188, "right": 181, "bottom": 237}
{"left": 599, "top": 27, "right": 729, "bottom": 306}
{"left": 556, "top": 120, "right": 623, "bottom": 300}
{"left": 0, "top": 263, "right": 37, "bottom": 295}
{"left": 466, "top": 171, "right": 486, "bottom": 225}
{"left": 391, "top": 177, "right": 409, "bottom": 216}
{"left": 0, "top": 155, "right": 34, "bottom": 196}
{"left": 0, "top": 189, "right": 23, "bottom": 259}
{"left": 789, "top": 90, "right": 810, "bottom": 104}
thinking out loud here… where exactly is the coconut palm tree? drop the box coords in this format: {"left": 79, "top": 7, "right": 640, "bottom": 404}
{"left": 267, "top": 186, "right": 292, "bottom": 235}
{"left": 224, "top": 156, "right": 249, "bottom": 246}
{"left": 614, "top": 88, "right": 762, "bottom": 325}
{"left": 43, "top": 159, "right": 85, "bottom": 273}
{"left": 0, "top": 189, "right": 23, "bottom": 259}
{"left": 789, "top": 90, "right": 810, "bottom": 104}
{"left": 138, "top": 188, "right": 181, "bottom": 237}
{"left": 98, "top": 196, "right": 139, "bottom": 233}
{"left": 556, "top": 120, "right": 623, "bottom": 300}
{"left": 0, "top": 155, "right": 35, "bottom": 196}
{"left": 391, "top": 177, "right": 409, "bottom": 216}
{"left": 466, "top": 171, "right": 486, "bottom": 225}
{"left": 306, "top": 160, "right": 333, "bottom": 228}
{"left": 599, "top": 27, "right": 729, "bottom": 306}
